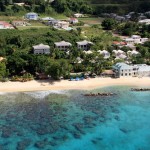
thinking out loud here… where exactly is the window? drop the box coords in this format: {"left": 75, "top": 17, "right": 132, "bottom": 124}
{"left": 125, "top": 73, "right": 127, "bottom": 76}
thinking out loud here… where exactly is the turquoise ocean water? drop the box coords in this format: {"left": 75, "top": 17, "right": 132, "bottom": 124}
{"left": 0, "top": 86, "right": 150, "bottom": 150}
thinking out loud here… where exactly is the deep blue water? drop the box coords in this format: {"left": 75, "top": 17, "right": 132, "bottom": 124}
{"left": 0, "top": 86, "right": 150, "bottom": 150}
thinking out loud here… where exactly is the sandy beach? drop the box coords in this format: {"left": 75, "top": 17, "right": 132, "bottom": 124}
{"left": 0, "top": 77, "right": 150, "bottom": 92}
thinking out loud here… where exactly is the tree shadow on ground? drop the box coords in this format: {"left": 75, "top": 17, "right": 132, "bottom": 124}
{"left": 35, "top": 79, "right": 62, "bottom": 86}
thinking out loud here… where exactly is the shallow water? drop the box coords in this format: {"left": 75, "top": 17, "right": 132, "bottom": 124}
{"left": 0, "top": 86, "right": 150, "bottom": 150}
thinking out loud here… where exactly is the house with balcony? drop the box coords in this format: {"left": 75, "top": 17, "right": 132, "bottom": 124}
{"left": 113, "top": 63, "right": 137, "bottom": 77}
{"left": 76, "top": 40, "right": 93, "bottom": 51}
{"left": 33, "top": 44, "right": 50, "bottom": 54}
{"left": 124, "top": 38, "right": 135, "bottom": 44}
{"left": 54, "top": 41, "right": 72, "bottom": 51}
{"left": 113, "top": 63, "right": 150, "bottom": 77}
{"left": 124, "top": 35, "right": 149, "bottom": 45}
{"left": 25, "top": 12, "right": 38, "bottom": 20}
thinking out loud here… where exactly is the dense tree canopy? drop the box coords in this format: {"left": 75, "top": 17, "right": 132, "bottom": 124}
{"left": 101, "top": 18, "right": 117, "bottom": 30}
{"left": 0, "top": 0, "right": 92, "bottom": 16}
{"left": 0, "top": 62, "right": 7, "bottom": 79}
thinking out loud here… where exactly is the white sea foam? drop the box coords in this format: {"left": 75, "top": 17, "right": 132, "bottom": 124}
{"left": 24, "top": 90, "right": 68, "bottom": 99}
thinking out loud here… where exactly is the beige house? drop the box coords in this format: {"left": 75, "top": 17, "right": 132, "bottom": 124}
{"left": 124, "top": 35, "right": 149, "bottom": 44}
{"left": 76, "top": 40, "right": 93, "bottom": 50}
{"left": 12, "top": 21, "right": 28, "bottom": 26}
{"left": 55, "top": 21, "right": 69, "bottom": 29}
{"left": 33, "top": 44, "right": 50, "bottom": 54}
{"left": 54, "top": 41, "right": 72, "bottom": 51}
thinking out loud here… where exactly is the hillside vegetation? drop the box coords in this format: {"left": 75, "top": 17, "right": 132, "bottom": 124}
{"left": 0, "top": 0, "right": 92, "bottom": 16}
{"left": 0, "top": 0, "right": 150, "bottom": 16}
{"left": 87, "top": 0, "right": 150, "bottom": 15}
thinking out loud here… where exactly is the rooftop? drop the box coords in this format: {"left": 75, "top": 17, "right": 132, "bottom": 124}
{"left": 77, "top": 40, "right": 93, "bottom": 45}
{"left": 26, "top": 12, "right": 38, "bottom": 15}
{"left": 33, "top": 44, "right": 50, "bottom": 49}
{"left": 113, "top": 63, "right": 133, "bottom": 70}
{"left": 131, "top": 35, "right": 141, "bottom": 39}
{"left": 55, "top": 41, "right": 72, "bottom": 47}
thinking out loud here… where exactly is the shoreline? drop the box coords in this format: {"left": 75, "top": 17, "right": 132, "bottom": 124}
{"left": 0, "top": 77, "right": 150, "bottom": 93}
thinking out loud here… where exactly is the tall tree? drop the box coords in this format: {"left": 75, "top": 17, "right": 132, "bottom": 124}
{"left": 0, "top": 62, "right": 7, "bottom": 79}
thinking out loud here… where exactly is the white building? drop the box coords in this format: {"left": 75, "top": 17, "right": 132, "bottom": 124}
{"left": 139, "top": 19, "right": 150, "bottom": 25}
{"left": 98, "top": 50, "right": 110, "bottom": 59}
{"left": 13, "top": 3, "right": 25, "bottom": 6}
{"left": 83, "top": 50, "right": 93, "bottom": 54}
{"left": 54, "top": 41, "right": 72, "bottom": 51}
{"left": 113, "top": 63, "right": 150, "bottom": 77}
{"left": 112, "top": 50, "right": 127, "bottom": 60}
{"left": 25, "top": 12, "right": 38, "bottom": 20}
{"left": 124, "top": 35, "right": 149, "bottom": 45}
{"left": 74, "top": 57, "right": 83, "bottom": 64}
{"left": 41, "top": 17, "right": 55, "bottom": 21}
{"left": 137, "top": 65, "right": 150, "bottom": 77}
{"left": 124, "top": 38, "right": 135, "bottom": 44}
{"left": 76, "top": 40, "right": 93, "bottom": 51}
{"left": 113, "top": 63, "right": 138, "bottom": 77}
{"left": 12, "top": 21, "right": 28, "bottom": 26}
{"left": 55, "top": 21, "right": 69, "bottom": 29}
{"left": 74, "top": 13, "right": 83, "bottom": 18}
{"left": 127, "top": 50, "right": 140, "bottom": 57}
{"left": 115, "top": 54, "right": 127, "bottom": 60}
{"left": 33, "top": 44, "right": 50, "bottom": 54}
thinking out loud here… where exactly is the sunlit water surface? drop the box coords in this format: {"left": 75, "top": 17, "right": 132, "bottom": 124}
{"left": 0, "top": 86, "right": 150, "bottom": 150}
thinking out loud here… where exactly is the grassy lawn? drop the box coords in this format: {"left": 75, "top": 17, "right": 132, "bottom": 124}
{"left": 17, "top": 21, "right": 49, "bottom": 30}
{"left": 78, "top": 17, "right": 104, "bottom": 25}
{"left": 39, "top": 13, "right": 68, "bottom": 20}
{"left": 17, "top": 26, "right": 49, "bottom": 30}
{"left": 27, "top": 21, "right": 46, "bottom": 26}
{"left": 0, "top": 13, "right": 68, "bottom": 22}
{"left": 0, "top": 16, "right": 24, "bottom": 21}
{"left": 81, "top": 26, "right": 120, "bottom": 49}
